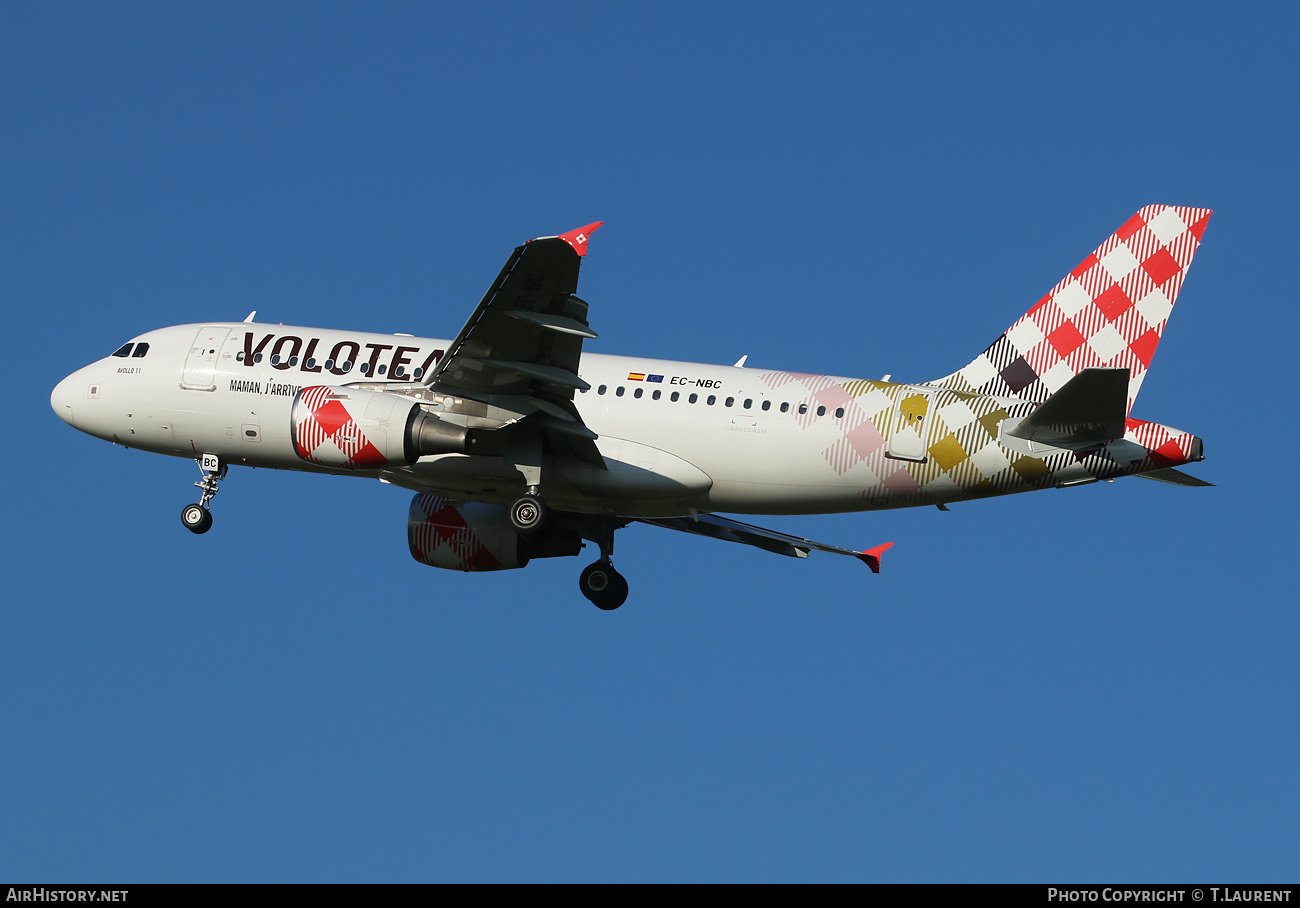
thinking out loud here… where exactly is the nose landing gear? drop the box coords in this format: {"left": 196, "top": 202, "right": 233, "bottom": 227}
{"left": 181, "top": 502, "right": 212, "bottom": 534}
{"left": 182, "top": 453, "right": 226, "bottom": 535}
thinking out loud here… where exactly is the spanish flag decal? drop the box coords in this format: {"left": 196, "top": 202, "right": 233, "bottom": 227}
{"left": 627, "top": 373, "right": 646, "bottom": 381}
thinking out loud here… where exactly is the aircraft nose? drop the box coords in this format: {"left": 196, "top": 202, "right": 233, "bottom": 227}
{"left": 51, "top": 374, "right": 76, "bottom": 427}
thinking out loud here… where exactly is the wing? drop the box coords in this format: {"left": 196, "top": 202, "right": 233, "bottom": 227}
{"left": 428, "top": 223, "right": 603, "bottom": 401}
{"left": 637, "top": 514, "right": 895, "bottom": 572}
{"left": 394, "top": 223, "right": 606, "bottom": 464}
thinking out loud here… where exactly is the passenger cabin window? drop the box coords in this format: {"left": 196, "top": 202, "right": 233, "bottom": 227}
{"left": 798, "top": 404, "right": 808, "bottom": 415}
{"left": 671, "top": 391, "right": 680, "bottom": 402}
{"left": 360, "top": 363, "right": 371, "bottom": 375}
{"left": 707, "top": 395, "right": 716, "bottom": 405}
{"left": 744, "top": 399, "right": 752, "bottom": 409}
{"left": 413, "top": 368, "right": 423, "bottom": 379}
{"left": 131, "top": 343, "right": 149, "bottom": 358}
{"left": 725, "top": 397, "right": 734, "bottom": 407}
{"left": 616, "top": 387, "right": 625, "bottom": 397}
{"left": 688, "top": 393, "right": 698, "bottom": 404}
{"left": 634, "top": 388, "right": 643, "bottom": 398}
{"left": 652, "top": 389, "right": 661, "bottom": 400}
{"left": 761, "top": 400, "right": 770, "bottom": 411}
{"left": 112, "top": 344, "right": 133, "bottom": 358}
{"left": 817, "top": 405, "right": 826, "bottom": 416}
{"left": 780, "top": 402, "right": 790, "bottom": 413}
{"left": 835, "top": 407, "right": 845, "bottom": 418}
{"left": 598, "top": 385, "right": 607, "bottom": 395}
{"left": 377, "top": 364, "right": 387, "bottom": 375}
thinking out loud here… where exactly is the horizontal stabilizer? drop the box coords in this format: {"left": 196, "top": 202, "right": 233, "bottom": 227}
{"left": 638, "top": 514, "right": 893, "bottom": 571}
{"left": 1007, "top": 368, "right": 1128, "bottom": 446}
{"left": 1133, "top": 467, "right": 1214, "bottom": 487}
{"left": 858, "top": 542, "right": 894, "bottom": 574}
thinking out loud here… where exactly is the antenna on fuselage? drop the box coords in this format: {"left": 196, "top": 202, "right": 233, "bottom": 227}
{"left": 243, "top": 311, "right": 257, "bottom": 323}
{"left": 733, "top": 355, "right": 748, "bottom": 367}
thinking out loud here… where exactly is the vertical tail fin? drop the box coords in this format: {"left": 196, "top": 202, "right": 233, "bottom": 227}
{"left": 930, "top": 205, "right": 1212, "bottom": 414}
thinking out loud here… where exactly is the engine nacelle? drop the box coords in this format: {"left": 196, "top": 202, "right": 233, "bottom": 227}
{"left": 292, "top": 386, "right": 468, "bottom": 470}
{"left": 407, "top": 494, "right": 581, "bottom": 572}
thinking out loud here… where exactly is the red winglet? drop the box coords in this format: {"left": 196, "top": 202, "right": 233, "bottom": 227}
{"left": 857, "top": 542, "right": 895, "bottom": 574}
{"left": 557, "top": 221, "right": 604, "bottom": 256}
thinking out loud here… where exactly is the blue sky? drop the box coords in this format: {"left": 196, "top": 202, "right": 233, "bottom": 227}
{"left": 3, "top": 2, "right": 1297, "bottom": 882}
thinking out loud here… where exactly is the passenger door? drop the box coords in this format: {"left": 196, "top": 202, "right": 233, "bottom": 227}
{"left": 885, "top": 388, "right": 933, "bottom": 463}
{"left": 181, "top": 327, "right": 230, "bottom": 391}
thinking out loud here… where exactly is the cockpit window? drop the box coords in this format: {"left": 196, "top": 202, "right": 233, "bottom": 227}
{"left": 112, "top": 344, "right": 133, "bottom": 357}
{"left": 131, "top": 343, "right": 150, "bottom": 358}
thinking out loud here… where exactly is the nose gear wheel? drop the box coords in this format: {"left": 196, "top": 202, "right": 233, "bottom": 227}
{"left": 181, "top": 456, "right": 226, "bottom": 535}
{"left": 181, "top": 503, "right": 212, "bottom": 534}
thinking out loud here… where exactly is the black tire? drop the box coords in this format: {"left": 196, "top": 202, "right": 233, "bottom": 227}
{"left": 509, "top": 495, "right": 548, "bottom": 535}
{"left": 579, "top": 561, "right": 629, "bottom": 610}
{"left": 181, "top": 503, "right": 212, "bottom": 535}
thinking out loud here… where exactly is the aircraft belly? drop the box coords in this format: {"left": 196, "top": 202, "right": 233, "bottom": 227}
{"left": 585, "top": 412, "right": 854, "bottom": 495}
{"left": 395, "top": 438, "right": 714, "bottom": 518}
{"left": 557, "top": 437, "right": 712, "bottom": 501}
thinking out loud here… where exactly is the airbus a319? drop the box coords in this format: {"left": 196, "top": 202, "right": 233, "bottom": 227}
{"left": 51, "top": 205, "right": 1212, "bottom": 609}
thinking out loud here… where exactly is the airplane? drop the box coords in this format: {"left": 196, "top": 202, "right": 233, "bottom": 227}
{"left": 50, "top": 205, "right": 1212, "bottom": 610}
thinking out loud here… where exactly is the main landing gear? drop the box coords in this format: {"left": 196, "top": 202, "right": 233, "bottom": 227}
{"left": 579, "top": 560, "right": 628, "bottom": 610}
{"left": 578, "top": 515, "right": 628, "bottom": 610}
{"left": 182, "top": 454, "right": 225, "bottom": 535}
{"left": 509, "top": 489, "right": 549, "bottom": 534}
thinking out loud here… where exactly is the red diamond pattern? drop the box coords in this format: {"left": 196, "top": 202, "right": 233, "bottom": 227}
{"left": 1116, "top": 212, "right": 1146, "bottom": 241}
{"left": 408, "top": 494, "right": 504, "bottom": 571}
{"left": 1141, "top": 247, "right": 1181, "bottom": 286}
{"left": 1048, "top": 321, "right": 1086, "bottom": 357}
{"left": 312, "top": 399, "right": 351, "bottom": 437}
{"left": 1094, "top": 284, "right": 1133, "bottom": 322}
{"left": 1129, "top": 329, "right": 1160, "bottom": 368}
{"left": 292, "top": 385, "right": 391, "bottom": 470}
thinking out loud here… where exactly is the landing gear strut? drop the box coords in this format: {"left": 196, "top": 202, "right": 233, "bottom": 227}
{"left": 579, "top": 515, "right": 628, "bottom": 610}
{"left": 182, "top": 454, "right": 226, "bottom": 535}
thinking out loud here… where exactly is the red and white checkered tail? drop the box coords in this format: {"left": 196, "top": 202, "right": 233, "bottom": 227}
{"left": 930, "top": 205, "right": 1212, "bottom": 414}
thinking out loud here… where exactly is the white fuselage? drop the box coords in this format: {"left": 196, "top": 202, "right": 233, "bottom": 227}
{"left": 51, "top": 320, "right": 1179, "bottom": 520}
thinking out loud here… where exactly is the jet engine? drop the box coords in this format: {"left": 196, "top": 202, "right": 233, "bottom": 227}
{"left": 291, "top": 386, "right": 468, "bottom": 470}
{"left": 408, "top": 493, "right": 581, "bottom": 572}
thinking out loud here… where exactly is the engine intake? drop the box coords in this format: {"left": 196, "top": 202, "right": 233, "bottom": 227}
{"left": 291, "top": 386, "right": 468, "bottom": 470}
